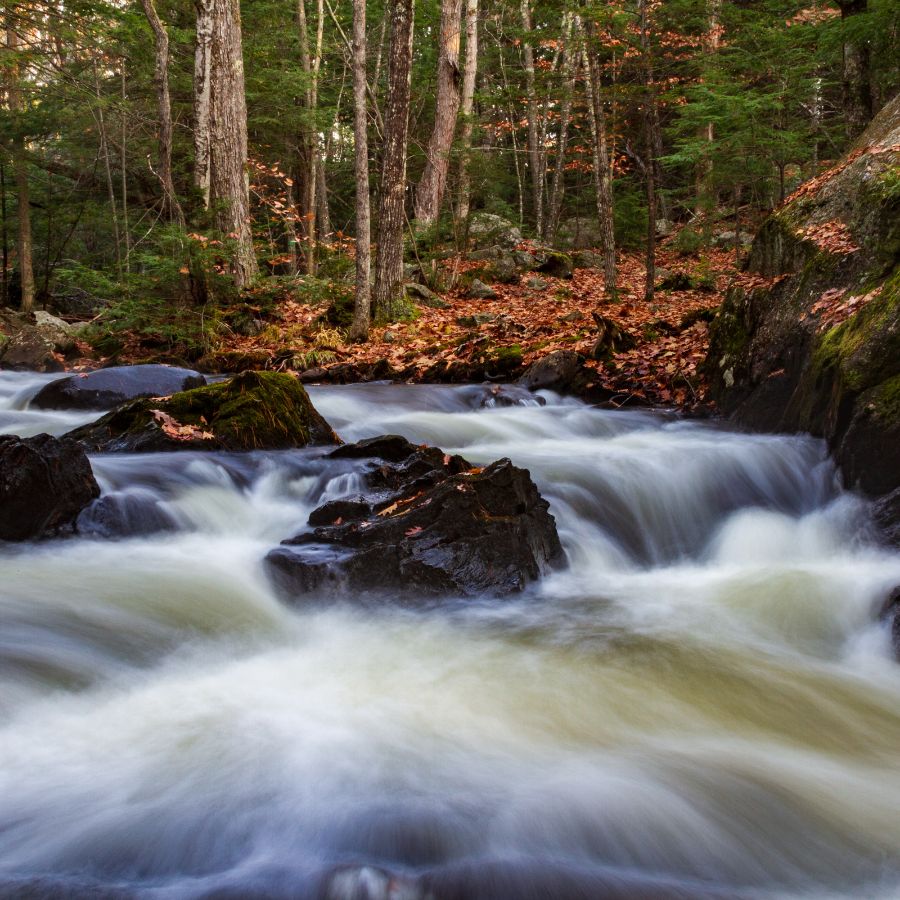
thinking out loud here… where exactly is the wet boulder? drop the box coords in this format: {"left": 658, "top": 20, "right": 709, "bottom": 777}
{"left": 66, "top": 370, "right": 341, "bottom": 453}
{"left": 879, "top": 586, "right": 900, "bottom": 660}
{"left": 32, "top": 364, "right": 207, "bottom": 410}
{"left": 266, "top": 435, "right": 565, "bottom": 603}
{"left": 0, "top": 433, "right": 100, "bottom": 541}
{"left": 518, "top": 349, "right": 587, "bottom": 393}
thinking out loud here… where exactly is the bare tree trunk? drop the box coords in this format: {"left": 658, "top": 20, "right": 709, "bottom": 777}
{"left": 207, "top": 0, "right": 257, "bottom": 288}
{"left": 1, "top": 154, "right": 8, "bottom": 307}
{"left": 92, "top": 59, "right": 123, "bottom": 281}
{"left": 140, "top": 0, "right": 185, "bottom": 224}
{"left": 546, "top": 14, "right": 577, "bottom": 244}
{"left": 582, "top": 26, "right": 616, "bottom": 294}
{"left": 348, "top": 0, "right": 371, "bottom": 341}
{"left": 520, "top": 0, "right": 544, "bottom": 235}
{"left": 837, "top": 0, "right": 873, "bottom": 139}
{"left": 120, "top": 65, "right": 131, "bottom": 274}
{"left": 638, "top": 0, "right": 655, "bottom": 303}
{"left": 315, "top": 155, "right": 331, "bottom": 239}
{"left": 5, "top": 20, "right": 34, "bottom": 313}
{"left": 194, "top": 0, "right": 213, "bottom": 208}
{"left": 456, "top": 0, "right": 479, "bottom": 222}
{"left": 695, "top": 0, "right": 721, "bottom": 216}
{"left": 372, "top": 0, "right": 414, "bottom": 321}
{"left": 414, "top": 0, "right": 463, "bottom": 225}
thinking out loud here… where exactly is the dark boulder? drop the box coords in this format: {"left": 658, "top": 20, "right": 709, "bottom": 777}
{"left": 518, "top": 349, "right": 586, "bottom": 393}
{"left": 66, "top": 371, "right": 341, "bottom": 453}
{"left": 32, "top": 364, "right": 207, "bottom": 410}
{"left": 0, "top": 433, "right": 100, "bottom": 541}
{"left": 265, "top": 435, "right": 565, "bottom": 603}
{"left": 879, "top": 586, "right": 900, "bottom": 660}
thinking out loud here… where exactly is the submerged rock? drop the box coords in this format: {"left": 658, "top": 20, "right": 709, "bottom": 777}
{"left": 265, "top": 435, "right": 565, "bottom": 603}
{"left": 32, "top": 364, "right": 207, "bottom": 410}
{"left": 66, "top": 370, "right": 340, "bottom": 453}
{"left": 0, "top": 433, "right": 100, "bottom": 541}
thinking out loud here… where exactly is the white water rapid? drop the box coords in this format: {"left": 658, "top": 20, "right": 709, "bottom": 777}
{"left": 1, "top": 372, "right": 899, "bottom": 900}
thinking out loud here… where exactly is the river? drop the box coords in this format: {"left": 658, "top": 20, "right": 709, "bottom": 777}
{"left": 1, "top": 370, "right": 899, "bottom": 900}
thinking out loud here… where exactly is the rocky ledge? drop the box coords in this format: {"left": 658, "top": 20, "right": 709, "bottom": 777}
{"left": 705, "top": 93, "right": 900, "bottom": 544}
{"left": 266, "top": 434, "right": 566, "bottom": 603}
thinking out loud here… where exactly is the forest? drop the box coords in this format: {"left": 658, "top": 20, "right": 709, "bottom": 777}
{"left": 0, "top": 0, "right": 896, "bottom": 398}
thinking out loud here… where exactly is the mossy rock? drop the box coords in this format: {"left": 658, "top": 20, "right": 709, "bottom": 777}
{"left": 67, "top": 371, "right": 341, "bottom": 453}
{"left": 324, "top": 292, "right": 355, "bottom": 329}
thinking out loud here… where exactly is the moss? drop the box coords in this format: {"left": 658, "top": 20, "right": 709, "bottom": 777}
{"left": 866, "top": 374, "right": 900, "bottom": 425}
{"left": 71, "top": 371, "right": 340, "bottom": 452}
{"left": 490, "top": 344, "right": 524, "bottom": 373}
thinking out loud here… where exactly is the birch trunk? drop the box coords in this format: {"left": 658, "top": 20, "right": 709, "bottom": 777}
{"left": 140, "top": 0, "right": 184, "bottom": 224}
{"left": 520, "top": 0, "right": 544, "bottom": 235}
{"left": 194, "top": 0, "right": 213, "bottom": 208}
{"left": 373, "top": 0, "right": 414, "bottom": 321}
{"left": 414, "top": 0, "right": 463, "bottom": 225}
{"left": 582, "top": 24, "right": 616, "bottom": 294}
{"left": 545, "top": 15, "right": 577, "bottom": 244}
{"left": 456, "top": 0, "right": 479, "bottom": 222}
{"left": 348, "top": 0, "right": 372, "bottom": 341}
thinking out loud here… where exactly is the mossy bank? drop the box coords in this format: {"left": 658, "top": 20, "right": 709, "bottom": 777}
{"left": 705, "top": 94, "right": 900, "bottom": 536}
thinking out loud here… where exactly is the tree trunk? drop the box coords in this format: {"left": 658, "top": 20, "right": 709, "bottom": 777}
{"left": 207, "top": 0, "right": 257, "bottom": 288}
{"left": 140, "top": 0, "right": 185, "bottom": 224}
{"left": 372, "top": 0, "right": 414, "bottom": 321}
{"left": 838, "top": 0, "right": 872, "bottom": 139}
{"left": 639, "top": 0, "right": 656, "bottom": 303}
{"left": 520, "top": 0, "right": 544, "bottom": 235}
{"left": 5, "top": 20, "right": 34, "bottom": 313}
{"left": 582, "top": 25, "right": 616, "bottom": 295}
{"left": 194, "top": 0, "right": 213, "bottom": 208}
{"left": 695, "top": 0, "right": 721, "bottom": 216}
{"left": 546, "top": 15, "right": 577, "bottom": 244}
{"left": 348, "top": 0, "right": 372, "bottom": 342}
{"left": 456, "top": 0, "right": 479, "bottom": 222}
{"left": 414, "top": 0, "right": 463, "bottom": 225}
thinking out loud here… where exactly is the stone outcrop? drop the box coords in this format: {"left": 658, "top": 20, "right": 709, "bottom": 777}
{"left": 32, "top": 364, "right": 207, "bottom": 410}
{"left": 705, "top": 94, "right": 900, "bottom": 540}
{"left": 66, "top": 370, "right": 340, "bottom": 453}
{"left": 266, "top": 435, "right": 565, "bottom": 603}
{"left": 0, "top": 433, "right": 100, "bottom": 541}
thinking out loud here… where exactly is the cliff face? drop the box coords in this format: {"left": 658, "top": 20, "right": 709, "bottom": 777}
{"left": 706, "top": 95, "right": 900, "bottom": 530}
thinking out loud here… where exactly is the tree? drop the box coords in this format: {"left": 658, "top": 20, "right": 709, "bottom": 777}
{"left": 348, "top": 0, "right": 371, "bottom": 342}
{"left": 139, "top": 0, "right": 184, "bottom": 225}
{"left": 456, "top": 0, "right": 479, "bottom": 222}
{"left": 373, "top": 0, "right": 414, "bottom": 321}
{"left": 837, "top": 0, "right": 873, "bottom": 138}
{"left": 415, "top": 0, "right": 464, "bottom": 225}
{"left": 5, "top": 11, "right": 34, "bottom": 313}
{"left": 197, "top": 0, "right": 257, "bottom": 289}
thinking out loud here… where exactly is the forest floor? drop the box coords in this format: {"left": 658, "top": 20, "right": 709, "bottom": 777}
{"left": 58, "top": 238, "right": 753, "bottom": 413}
{"left": 202, "top": 240, "right": 748, "bottom": 412}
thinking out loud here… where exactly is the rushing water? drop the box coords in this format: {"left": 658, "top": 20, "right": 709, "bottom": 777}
{"left": 1, "top": 370, "right": 899, "bottom": 900}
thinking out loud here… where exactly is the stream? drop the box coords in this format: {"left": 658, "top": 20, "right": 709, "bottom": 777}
{"left": 1, "top": 369, "right": 899, "bottom": 899}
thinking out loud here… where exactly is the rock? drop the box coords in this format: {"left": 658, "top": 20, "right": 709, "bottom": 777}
{"left": 467, "top": 246, "right": 504, "bottom": 261}
{"left": 873, "top": 488, "right": 900, "bottom": 547}
{"left": 556, "top": 216, "right": 604, "bottom": 250}
{"left": 712, "top": 230, "right": 753, "bottom": 249}
{"left": 468, "top": 213, "right": 522, "bottom": 249}
{"left": 704, "top": 93, "right": 900, "bottom": 528}
{"left": 76, "top": 490, "right": 177, "bottom": 539}
{"left": 0, "top": 310, "right": 63, "bottom": 372}
{"left": 472, "top": 383, "right": 546, "bottom": 408}
{"left": 33, "top": 311, "right": 82, "bottom": 352}
{"left": 66, "top": 370, "right": 340, "bottom": 453}
{"left": 656, "top": 218, "right": 676, "bottom": 237}
{"left": 32, "top": 364, "right": 207, "bottom": 410}
{"left": 467, "top": 279, "right": 497, "bottom": 300}
{"left": 456, "top": 313, "right": 496, "bottom": 328}
{"left": 298, "top": 366, "right": 328, "bottom": 384}
{"left": 878, "top": 585, "right": 900, "bottom": 659}
{"left": 404, "top": 282, "right": 448, "bottom": 309}
{"left": 533, "top": 248, "right": 574, "bottom": 279}
{"left": 0, "top": 433, "right": 100, "bottom": 541}
{"left": 657, "top": 270, "right": 695, "bottom": 291}
{"left": 518, "top": 349, "right": 585, "bottom": 392}
{"left": 480, "top": 255, "right": 519, "bottom": 284}
{"left": 511, "top": 250, "right": 538, "bottom": 270}
{"left": 572, "top": 249, "right": 604, "bottom": 270}
{"left": 265, "top": 436, "right": 565, "bottom": 602}
{"left": 525, "top": 276, "right": 550, "bottom": 291}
